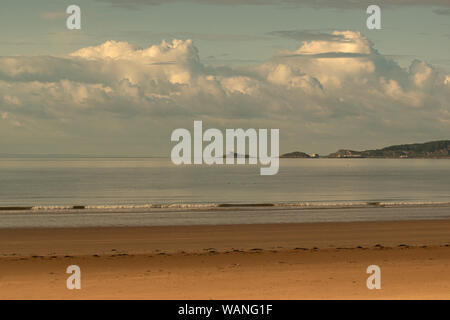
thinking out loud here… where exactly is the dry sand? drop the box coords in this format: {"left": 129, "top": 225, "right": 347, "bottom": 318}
{"left": 0, "top": 220, "right": 449, "bottom": 299}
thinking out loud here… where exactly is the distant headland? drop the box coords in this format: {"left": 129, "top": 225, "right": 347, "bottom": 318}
{"left": 281, "top": 140, "right": 450, "bottom": 159}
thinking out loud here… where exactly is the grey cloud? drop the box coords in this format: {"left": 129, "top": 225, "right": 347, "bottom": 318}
{"left": 147, "top": 61, "right": 177, "bottom": 65}
{"left": 268, "top": 30, "right": 348, "bottom": 42}
{"left": 279, "top": 52, "right": 372, "bottom": 59}
{"left": 95, "top": 0, "right": 450, "bottom": 9}
{"left": 152, "top": 32, "right": 270, "bottom": 42}
{"left": 433, "top": 8, "right": 450, "bottom": 15}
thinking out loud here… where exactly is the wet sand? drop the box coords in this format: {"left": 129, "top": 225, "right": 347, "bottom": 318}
{"left": 0, "top": 220, "right": 449, "bottom": 299}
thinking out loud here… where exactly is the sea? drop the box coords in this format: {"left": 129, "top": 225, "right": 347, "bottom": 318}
{"left": 0, "top": 157, "right": 449, "bottom": 227}
{"left": 0, "top": 157, "right": 449, "bottom": 207}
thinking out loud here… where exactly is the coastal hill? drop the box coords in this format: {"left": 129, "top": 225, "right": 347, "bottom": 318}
{"left": 280, "top": 151, "right": 311, "bottom": 158}
{"left": 281, "top": 140, "right": 449, "bottom": 159}
{"left": 327, "top": 140, "right": 449, "bottom": 158}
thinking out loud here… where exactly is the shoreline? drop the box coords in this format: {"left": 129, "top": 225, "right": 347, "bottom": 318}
{"left": 1, "top": 219, "right": 449, "bottom": 256}
{"left": 0, "top": 204, "right": 449, "bottom": 229}
{"left": 1, "top": 200, "right": 449, "bottom": 212}
{"left": 0, "top": 219, "right": 449, "bottom": 299}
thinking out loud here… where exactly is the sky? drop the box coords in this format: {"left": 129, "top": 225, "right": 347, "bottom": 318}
{"left": 0, "top": 0, "right": 449, "bottom": 156}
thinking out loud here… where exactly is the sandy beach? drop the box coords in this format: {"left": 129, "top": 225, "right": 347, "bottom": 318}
{"left": 0, "top": 219, "right": 449, "bottom": 299}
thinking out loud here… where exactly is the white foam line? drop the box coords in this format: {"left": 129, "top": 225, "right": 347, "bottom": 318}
{"left": 25, "top": 201, "right": 450, "bottom": 212}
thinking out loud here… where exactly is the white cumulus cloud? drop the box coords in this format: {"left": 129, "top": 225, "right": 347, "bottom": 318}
{"left": 0, "top": 31, "right": 449, "bottom": 155}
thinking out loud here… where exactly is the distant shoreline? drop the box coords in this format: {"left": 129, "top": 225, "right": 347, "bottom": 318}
{"left": 1, "top": 140, "right": 448, "bottom": 160}
{"left": 281, "top": 156, "right": 450, "bottom": 159}
{"left": 282, "top": 139, "right": 449, "bottom": 159}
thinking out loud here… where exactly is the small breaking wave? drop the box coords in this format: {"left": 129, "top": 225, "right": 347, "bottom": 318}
{"left": 0, "top": 200, "right": 447, "bottom": 212}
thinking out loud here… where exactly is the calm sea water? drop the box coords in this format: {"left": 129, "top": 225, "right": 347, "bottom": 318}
{"left": 0, "top": 158, "right": 449, "bottom": 207}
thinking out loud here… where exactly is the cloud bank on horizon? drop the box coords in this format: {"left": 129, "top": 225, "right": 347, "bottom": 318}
{"left": 0, "top": 30, "right": 449, "bottom": 155}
